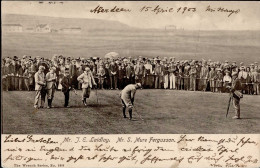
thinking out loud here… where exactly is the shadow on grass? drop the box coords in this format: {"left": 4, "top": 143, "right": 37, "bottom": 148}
{"left": 226, "top": 117, "right": 260, "bottom": 120}
{"left": 51, "top": 104, "right": 111, "bottom": 109}
{"left": 139, "top": 116, "right": 176, "bottom": 121}
{"left": 239, "top": 117, "right": 260, "bottom": 120}
{"left": 87, "top": 104, "right": 111, "bottom": 107}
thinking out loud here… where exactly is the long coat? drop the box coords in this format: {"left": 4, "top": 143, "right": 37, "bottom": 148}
{"left": 200, "top": 66, "right": 209, "bottom": 79}
{"left": 126, "top": 66, "right": 133, "bottom": 78}
{"left": 209, "top": 70, "right": 216, "bottom": 88}
{"left": 216, "top": 73, "right": 223, "bottom": 87}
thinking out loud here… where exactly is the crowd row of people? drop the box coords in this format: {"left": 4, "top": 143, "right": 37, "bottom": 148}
{"left": 2, "top": 54, "right": 260, "bottom": 95}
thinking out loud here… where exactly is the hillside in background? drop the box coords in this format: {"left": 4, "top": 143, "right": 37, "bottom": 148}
{"left": 2, "top": 14, "right": 134, "bottom": 32}
{"left": 2, "top": 14, "right": 260, "bottom": 64}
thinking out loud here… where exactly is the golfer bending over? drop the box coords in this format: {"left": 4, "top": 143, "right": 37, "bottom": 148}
{"left": 120, "top": 83, "right": 142, "bottom": 120}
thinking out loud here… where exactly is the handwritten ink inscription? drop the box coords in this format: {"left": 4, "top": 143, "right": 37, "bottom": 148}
{"left": 90, "top": 5, "right": 131, "bottom": 13}
{"left": 140, "top": 5, "right": 196, "bottom": 14}
{"left": 206, "top": 5, "right": 240, "bottom": 17}
{"left": 36, "top": 2, "right": 241, "bottom": 17}
{"left": 2, "top": 134, "right": 259, "bottom": 167}
{"left": 87, "top": 5, "right": 240, "bottom": 17}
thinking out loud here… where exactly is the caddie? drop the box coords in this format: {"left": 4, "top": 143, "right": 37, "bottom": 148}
{"left": 61, "top": 68, "right": 72, "bottom": 108}
{"left": 120, "top": 83, "right": 142, "bottom": 120}
{"left": 46, "top": 67, "right": 57, "bottom": 108}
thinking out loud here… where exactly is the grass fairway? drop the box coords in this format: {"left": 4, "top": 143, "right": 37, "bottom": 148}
{"left": 2, "top": 90, "right": 260, "bottom": 134}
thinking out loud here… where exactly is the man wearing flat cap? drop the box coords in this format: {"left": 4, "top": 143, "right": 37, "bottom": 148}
{"left": 77, "top": 67, "right": 97, "bottom": 106}
{"left": 34, "top": 65, "right": 46, "bottom": 108}
{"left": 120, "top": 83, "right": 142, "bottom": 120}
{"left": 46, "top": 67, "right": 57, "bottom": 108}
{"left": 61, "top": 68, "right": 72, "bottom": 108}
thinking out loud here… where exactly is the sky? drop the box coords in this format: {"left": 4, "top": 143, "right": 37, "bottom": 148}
{"left": 2, "top": 1, "right": 260, "bottom": 30}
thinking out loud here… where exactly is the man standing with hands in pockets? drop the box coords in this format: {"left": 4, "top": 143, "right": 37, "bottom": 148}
{"left": 77, "top": 67, "right": 97, "bottom": 106}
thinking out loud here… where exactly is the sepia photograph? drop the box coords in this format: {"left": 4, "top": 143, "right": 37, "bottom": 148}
{"left": 1, "top": 1, "right": 260, "bottom": 135}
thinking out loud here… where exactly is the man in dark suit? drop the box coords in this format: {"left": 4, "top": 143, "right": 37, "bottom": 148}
{"left": 9, "top": 59, "right": 16, "bottom": 90}
{"left": 154, "top": 60, "right": 162, "bottom": 89}
{"left": 3, "top": 59, "right": 14, "bottom": 91}
{"left": 61, "top": 69, "right": 71, "bottom": 108}
{"left": 69, "top": 59, "right": 78, "bottom": 89}
{"left": 104, "top": 63, "right": 110, "bottom": 89}
{"left": 125, "top": 62, "right": 133, "bottom": 86}
{"left": 109, "top": 61, "right": 118, "bottom": 89}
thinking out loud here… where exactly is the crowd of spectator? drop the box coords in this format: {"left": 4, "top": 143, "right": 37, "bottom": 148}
{"left": 2, "top": 54, "right": 260, "bottom": 95}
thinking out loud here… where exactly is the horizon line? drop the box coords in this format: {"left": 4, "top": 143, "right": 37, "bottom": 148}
{"left": 2, "top": 13, "right": 260, "bottom": 31}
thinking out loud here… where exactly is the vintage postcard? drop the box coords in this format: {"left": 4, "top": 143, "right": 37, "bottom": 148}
{"left": 1, "top": 1, "right": 260, "bottom": 168}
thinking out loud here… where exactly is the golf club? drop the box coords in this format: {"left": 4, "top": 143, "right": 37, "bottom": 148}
{"left": 133, "top": 106, "right": 144, "bottom": 121}
{"left": 72, "top": 88, "right": 78, "bottom": 95}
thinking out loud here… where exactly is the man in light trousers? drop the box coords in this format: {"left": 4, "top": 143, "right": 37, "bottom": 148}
{"left": 34, "top": 66, "right": 46, "bottom": 109}
{"left": 169, "top": 62, "right": 177, "bottom": 89}
{"left": 120, "top": 83, "right": 142, "bottom": 120}
{"left": 77, "top": 67, "right": 97, "bottom": 106}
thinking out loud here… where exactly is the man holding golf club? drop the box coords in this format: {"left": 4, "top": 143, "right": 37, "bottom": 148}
{"left": 77, "top": 67, "right": 97, "bottom": 106}
{"left": 120, "top": 83, "right": 142, "bottom": 120}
